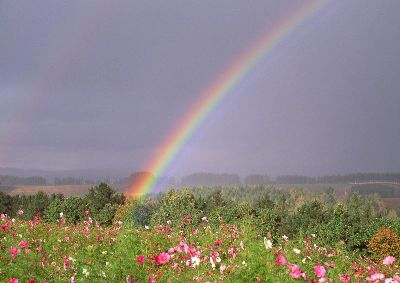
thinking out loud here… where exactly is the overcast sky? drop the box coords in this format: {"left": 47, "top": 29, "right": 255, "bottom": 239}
{"left": 1, "top": 0, "right": 400, "bottom": 177}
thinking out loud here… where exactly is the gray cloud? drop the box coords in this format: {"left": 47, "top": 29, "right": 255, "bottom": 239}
{"left": 1, "top": 0, "right": 400, "bottom": 177}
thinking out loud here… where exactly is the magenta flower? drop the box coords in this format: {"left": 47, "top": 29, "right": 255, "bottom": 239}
{"left": 137, "top": 255, "right": 145, "bottom": 264}
{"left": 383, "top": 256, "right": 395, "bottom": 265}
{"left": 10, "top": 247, "right": 21, "bottom": 257}
{"left": 156, "top": 253, "right": 170, "bottom": 265}
{"left": 288, "top": 264, "right": 302, "bottom": 279}
{"left": 339, "top": 274, "right": 350, "bottom": 283}
{"left": 18, "top": 210, "right": 24, "bottom": 215}
{"left": 313, "top": 265, "right": 326, "bottom": 278}
{"left": 18, "top": 241, "right": 29, "bottom": 248}
{"left": 275, "top": 255, "right": 286, "bottom": 265}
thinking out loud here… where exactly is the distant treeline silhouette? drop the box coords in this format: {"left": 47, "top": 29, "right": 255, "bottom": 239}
{"left": 0, "top": 175, "right": 46, "bottom": 186}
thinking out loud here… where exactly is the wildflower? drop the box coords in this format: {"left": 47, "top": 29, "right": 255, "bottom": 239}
{"left": 219, "top": 264, "right": 226, "bottom": 274}
{"left": 71, "top": 273, "right": 76, "bottom": 283}
{"left": 137, "top": 255, "right": 145, "bottom": 264}
{"left": 82, "top": 268, "right": 90, "bottom": 277}
{"left": 10, "top": 247, "right": 21, "bottom": 257}
{"left": 191, "top": 256, "right": 200, "bottom": 267}
{"left": 201, "top": 216, "right": 208, "bottom": 222}
{"left": 18, "top": 241, "right": 29, "bottom": 248}
{"left": 293, "top": 248, "right": 301, "bottom": 255}
{"left": 383, "top": 256, "right": 396, "bottom": 265}
{"left": 145, "top": 225, "right": 149, "bottom": 230}
{"left": 339, "top": 274, "right": 350, "bottom": 283}
{"left": 63, "top": 257, "right": 69, "bottom": 270}
{"left": 168, "top": 247, "right": 175, "bottom": 254}
{"left": 282, "top": 235, "right": 288, "bottom": 241}
{"left": 18, "top": 210, "right": 24, "bottom": 215}
{"left": 83, "top": 227, "right": 89, "bottom": 237}
{"left": 8, "top": 278, "right": 18, "bottom": 283}
{"left": 276, "top": 255, "right": 286, "bottom": 265}
{"left": 288, "top": 264, "right": 302, "bottom": 279}
{"left": 60, "top": 212, "right": 64, "bottom": 218}
{"left": 156, "top": 253, "right": 170, "bottom": 265}
{"left": 240, "top": 241, "right": 244, "bottom": 249}
{"left": 313, "top": 265, "right": 326, "bottom": 278}
{"left": 148, "top": 274, "right": 156, "bottom": 283}
{"left": 366, "top": 273, "right": 385, "bottom": 281}
{"left": 84, "top": 210, "right": 89, "bottom": 216}
{"left": 166, "top": 220, "right": 172, "bottom": 225}
{"left": 215, "top": 256, "right": 221, "bottom": 263}
{"left": 264, "top": 237, "right": 273, "bottom": 249}
{"left": 210, "top": 257, "right": 216, "bottom": 269}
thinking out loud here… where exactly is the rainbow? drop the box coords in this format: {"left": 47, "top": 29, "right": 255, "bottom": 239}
{"left": 128, "top": 0, "right": 327, "bottom": 197}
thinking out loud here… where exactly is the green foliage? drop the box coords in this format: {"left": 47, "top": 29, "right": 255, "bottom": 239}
{"left": 131, "top": 199, "right": 158, "bottom": 226}
{"left": 80, "top": 183, "right": 125, "bottom": 226}
{"left": 209, "top": 201, "right": 253, "bottom": 225}
{"left": 150, "top": 189, "right": 201, "bottom": 226}
{"left": 44, "top": 196, "right": 84, "bottom": 224}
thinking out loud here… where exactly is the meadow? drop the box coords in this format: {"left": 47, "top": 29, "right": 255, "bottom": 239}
{"left": 1, "top": 184, "right": 399, "bottom": 282}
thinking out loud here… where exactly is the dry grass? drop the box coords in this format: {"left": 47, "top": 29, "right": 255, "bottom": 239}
{"left": 10, "top": 185, "right": 92, "bottom": 197}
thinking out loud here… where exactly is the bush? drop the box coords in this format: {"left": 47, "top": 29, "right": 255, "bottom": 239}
{"left": 209, "top": 201, "right": 252, "bottom": 225}
{"left": 368, "top": 227, "right": 400, "bottom": 261}
{"left": 83, "top": 183, "right": 125, "bottom": 225}
{"left": 150, "top": 189, "right": 201, "bottom": 226}
{"left": 44, "top": 196, "right": 85, "bottom": 224}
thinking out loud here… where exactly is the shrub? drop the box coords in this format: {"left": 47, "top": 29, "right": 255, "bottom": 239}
{"left": 368, "top": 227, "right": 400, "bottom": 261}
{"left": 150, "top": 189, "right": 201, "bottom": 226}
{"left": 209, "top": 201, "right": 252, "bottom": 225}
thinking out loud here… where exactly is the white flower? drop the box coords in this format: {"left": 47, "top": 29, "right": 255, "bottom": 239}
{"left": 144, "top": 225, "right": 149, "bottom": 230}
{"left": 282, "top": 235, "right": 288, "bottom": 241}
{"left": 191, "top": 256, "right": 200, "bottom": 268}
{"left": 60, "top": 212, "right": 64, "bottom": 218}
{"left": 102, "top": 251, "right": 107, "bottom": 255}
{"left": 293, "top": 248, "right": 301, "bottom": 255}
{"left": 68, "top": 257, "right": 76, "bottom": 263}
{"left": 210, "top": 257, "right": 216, "bottom": 269}
{"left": 201, "top": 216, "right": 208, "bottom": 222}
{"left": 216, "top": 256, "right": 221, "bottom": 263}
{"left": 82, "top": 268, "right": 89, "bottom": 277}
{"left": 264, "top": 237, "right": 273, "bottom": 249}
{"left": 242, "top": 261, "right": 247, "bottom": 266}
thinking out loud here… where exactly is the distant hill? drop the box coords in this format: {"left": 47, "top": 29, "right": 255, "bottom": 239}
{"left": 0, "top": 167, "right": 132, "bottom": 183}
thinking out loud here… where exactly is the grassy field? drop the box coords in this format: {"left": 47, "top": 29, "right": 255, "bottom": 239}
{"left": 9, "top": 184, "right": 93, "bottom": 196}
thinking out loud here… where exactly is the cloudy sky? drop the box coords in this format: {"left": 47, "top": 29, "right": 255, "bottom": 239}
{"left": 1, "top": 0, "right": 400, "bottom": 177}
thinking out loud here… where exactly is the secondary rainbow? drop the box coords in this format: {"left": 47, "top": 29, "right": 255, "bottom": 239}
{"left": 128, "top": 0, "right": 327, "bottom": 197}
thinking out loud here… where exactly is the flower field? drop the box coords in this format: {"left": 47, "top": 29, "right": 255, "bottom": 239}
{"left": 1, "top": 185, "right": 400, "bottom": 282}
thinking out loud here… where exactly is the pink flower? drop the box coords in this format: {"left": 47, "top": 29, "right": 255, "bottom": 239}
{"left": 156, "top": 253, "right": 170, "bottom": 265}
{"left": 18, "top": 241, "right": 29, "bottom": 248}
{"left": 168, "top": 247, "right": 175, "bottom": 254}
{"left": 10, "top": 247, "right": 21, "bottom": 256}
{"left": 83, "top": 227, "right": 89, "bottom": 237}
{"left": 8, "top": 278, "right": 18, "bottom": 283}
{"left": 339, "top": 274, "right": 350, "bottom": 283}
{"left": 148, "top": 274, "right": 155, "bottom": 283}
{"left": 18, "top": 210, "right": 24, "bottom": 215}
{"left": 63, "top": 257, "right": 69, "bottom": 270}
{"left": 314, "top": 265, "right": 326, "bottom": 278}
{"left": 288, "top": 264, "right": 302, "bottom": 279}
{"left": 276, "top": 255, "right": 286, "bottom": 265}
{"left": 383, "top": 256, "right": 395, "bottom": 265}
{"left": 137, "top": 255, "right": 145, "bottom": 264}
{"left": 366, "top": 273, "right": 385, "bottom": 281}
